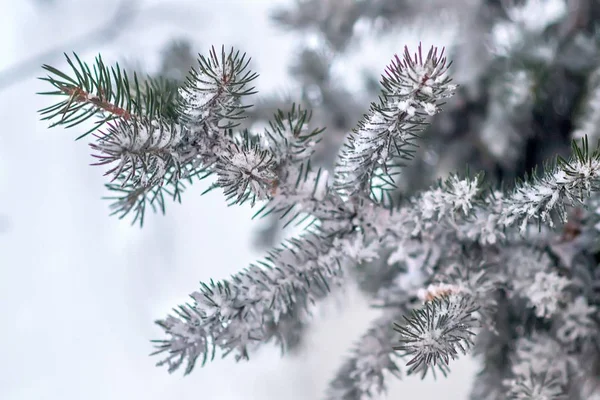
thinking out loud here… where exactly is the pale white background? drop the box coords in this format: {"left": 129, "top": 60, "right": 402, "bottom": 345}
{"left": 0, "top": 1, "right": 476, "bottom": 399}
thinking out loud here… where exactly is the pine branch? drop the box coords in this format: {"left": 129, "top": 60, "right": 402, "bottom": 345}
{"left": 393, "top": 293, "right": 479, "bottom": 379}
{"left": 199, "top": 105, "right": 330, "bottom": 210}
{"left": 383, "top": 173, "right": 484, "bottom": 242}
{"left": 39, "top": 48, "right": 334, "bottom": 224}
{"left": 38, "top": 53, "right": 160, "bottom": 138}
{"left": 151, "top": 231, "right": 361, "bottom": 374}
{"left": 499, "top": 136, "right": 600, "bottom": 233}
{"left": 37, "top": 38, "right": 600, "bottom": 399}
{"left": 177, "top": 46, "right": 258, "bottom": 130}
{"left": 90, "top": 119, "right": 188, "bottom": 188}
{"left": 334, "top": 44, "right": 456, "bottom": 201}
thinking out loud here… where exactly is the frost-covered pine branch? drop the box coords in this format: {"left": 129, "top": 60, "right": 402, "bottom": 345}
{"left": 499, "top": 137, "right": 600, "bottom": 233}
{"left": 334, "top": 45, "right": 456, "bottom": 200}
{"left": 393, "top": 292, "right": 479, "bottom": 379}
{"left": 38, "top": 28, "right": 600, "bottom": 399}
{"left": 151, "top": 231, "right": 347, "bottom": 374}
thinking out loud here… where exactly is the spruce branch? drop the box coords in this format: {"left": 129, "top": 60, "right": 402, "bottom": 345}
{"left": 524, "top": 271, "right": 571, "bottom": 319}
{"left": 262, "top": 104, "right": 324, "bottom": 163}
{"left": 431, "top": 259, "right": 500, "bottom": 323}
{"left": 37, "top": 37, "right": 600, "bottom": 399}
{"left": 133, "top": 76, "right": 182, "bottom": 122}
{"left": 38, "top": 53, "right": 161, "bottom": 138}
{"left": 455, "top": 189, "right": 507, "bottom": 246}
{"left": 90, "top": 119, "right": 188, "bottom": 188}
{"left": 251, "top": 164, "right": 360, "bottom": 237}
{"left": 393, "top": 293, "right": 479, "bottom": 379}
{"left": 382, "top": 136, "right": 600, "bottom": 248}
{"left": 38, "top": 48, "right": 334, "bottom": 224}
{"left": 212, "top": 131, "right": 279, "bottom": 206}
{"left": 152, "top": 231, "right": 362, "bottom": 374}
{"left": 246, "top": 105, "right": 354, "bottom": 228}
{"left": 383, "top": 173, "right": 484, "bottom": 242}
{"left": 177, "top": 45, "right": 258, "bottom": 130}
{"left": 334, "top": 44, "right": 456, "bottom": 201}
{"left": 499, "top": 136, "right": 600, "bottom": 233}
{"left": 201, "top": 105, "right": 329, "bottom": 209}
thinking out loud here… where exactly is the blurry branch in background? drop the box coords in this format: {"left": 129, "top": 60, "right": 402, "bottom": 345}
{"left": 271, "top": 0, "right": 466, "bottom": 51}
{"left": 0, "top": 1, "right": 137, "bottom": 91}
{"left": 0, "top": 0, "right": 206, "bottom": 92}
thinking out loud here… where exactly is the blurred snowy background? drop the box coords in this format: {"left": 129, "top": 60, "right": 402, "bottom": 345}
{"left": 0, "top": 0, "right": 476, "bottom": 399}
